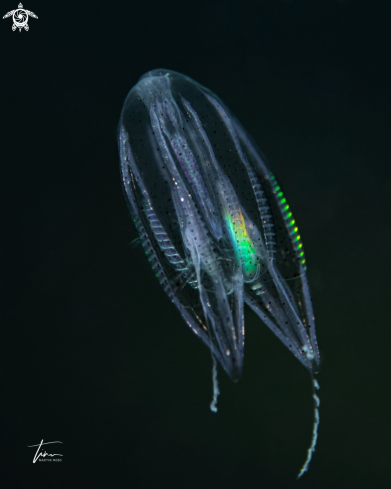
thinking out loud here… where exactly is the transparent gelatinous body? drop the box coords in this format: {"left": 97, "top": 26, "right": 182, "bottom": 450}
{"left": 119, "top": 69, "right": 321, "bottom": 477}
{"left": 119, "top": 68, "right": 320, "bottom": 378}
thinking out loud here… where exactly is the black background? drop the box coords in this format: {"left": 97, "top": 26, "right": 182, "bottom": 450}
{"left": 1, "top": 0, "right": 390, "bottom": 487}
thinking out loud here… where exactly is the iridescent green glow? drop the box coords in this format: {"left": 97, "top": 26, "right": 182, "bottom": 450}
{"left": 269, "top": 172, "right": 306, "bottom": 268}
{"left": 225, "top": 209, "right": 258, "bottom": 278}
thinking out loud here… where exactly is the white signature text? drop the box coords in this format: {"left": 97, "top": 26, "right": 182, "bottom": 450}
{"left": 27, "top": 440, "right": 63, "bottom": 463}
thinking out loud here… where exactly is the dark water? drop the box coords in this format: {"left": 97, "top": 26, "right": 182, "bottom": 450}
{"left": 1, "top": 1, "right": 390, "bottom": 487}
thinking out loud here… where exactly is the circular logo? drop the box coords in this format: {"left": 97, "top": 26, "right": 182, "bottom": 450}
{"left": 12, "top": 8, "right": 28, "bottom": 29}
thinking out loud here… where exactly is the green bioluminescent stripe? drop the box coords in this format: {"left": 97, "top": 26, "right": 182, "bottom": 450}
{"left": 225, "top": 208, "right": 258, "bottom": 278}
{"left": 269, "top": 172, "right": 306, "bottom": 268}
